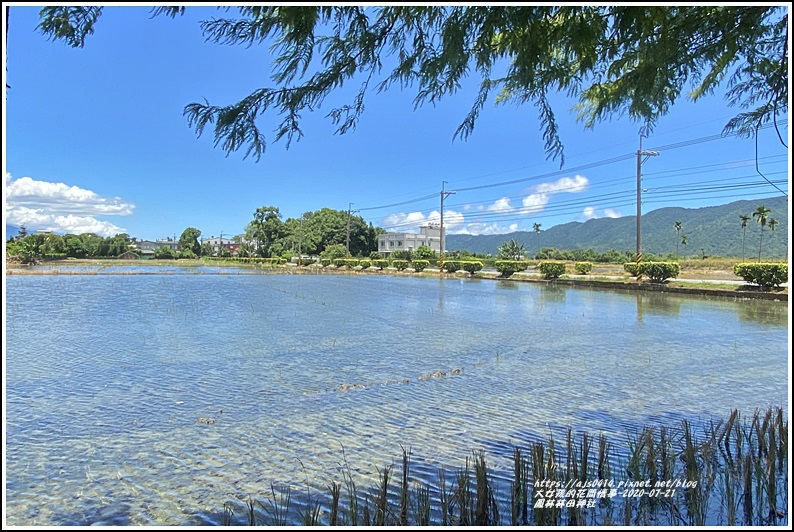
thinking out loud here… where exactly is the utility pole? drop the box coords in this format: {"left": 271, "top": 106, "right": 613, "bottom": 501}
{"left": 636, "top": 126, "right": 660, "bottom": 275}
{"left": 346, "top": 203, "right": 359, "bottom": 257}
{"left": 439, "top": 181, "right": 456, "bottom": 276}
{"left": 298, "top": 216, "right": 303, "bottom": 266}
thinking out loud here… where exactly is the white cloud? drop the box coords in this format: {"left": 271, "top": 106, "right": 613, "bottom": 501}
{"left": 535, "top": 174, "right": 588, "bottom": 194}
{"left": 5, "top": 174, "right": 134, "bottom": 236}
{"left": 449, "top": 221, "right": 520, "bottom": 236}
{"left": 487, "top": 197, "right": 513, "bottom": 213}
{"left": 521, "top": 193, "right": 550, "bottom": 213}
{"left": 581, "top": 207, "right": 622, "bottom": 221}
{"left": 381, "top": 209, "right": 464, "bottom": 232}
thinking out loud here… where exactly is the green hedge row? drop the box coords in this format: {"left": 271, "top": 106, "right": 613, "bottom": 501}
{"left": 624, "top": 262, "right": 680, "bottom": 282}
{"left": 333, "top": 258, "right": 360, "bottom": 268}
{"left": 494, "top": 260, "right": 528, "bottom": 278}
{"left": 440, "top": 260, "right": 483, "bottom": 274}
{"left": 538, "top": 261, "right": 566, "bottom": 279}
{"left": 733, "top": 263, "right": 788, "bottom": 289}
{"left": 574, "top": 261, "right": 593, "bottom": 274}
{"left": 393, "top": 259, "right": 410, "bottom": 271}
{"left": 412, "top": 260, "right": 430, "bottom": 272}
{"left": 212, "top": 257, "right": 286, "bottom": 265}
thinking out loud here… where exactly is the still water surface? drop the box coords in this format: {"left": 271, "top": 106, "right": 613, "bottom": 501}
{"left": 5, "top": 269, "right": 788, "bottom": 525}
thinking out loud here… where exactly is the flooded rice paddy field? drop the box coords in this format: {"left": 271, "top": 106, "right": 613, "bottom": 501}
{"left": 4, "top": 268, "right": 788, "bottom": 525}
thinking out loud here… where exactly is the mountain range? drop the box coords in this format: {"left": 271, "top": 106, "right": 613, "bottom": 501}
{"left": 447, "top": 195, "right": 789, "bottom": 259}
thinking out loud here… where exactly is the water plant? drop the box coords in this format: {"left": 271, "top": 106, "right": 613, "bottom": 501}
{"left": 217, "top": 407, "right": 787, "bottom": 527}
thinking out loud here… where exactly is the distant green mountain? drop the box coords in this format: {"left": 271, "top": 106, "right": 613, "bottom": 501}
{"left": 447, "top": 196, "right": 789, "bottom": 260}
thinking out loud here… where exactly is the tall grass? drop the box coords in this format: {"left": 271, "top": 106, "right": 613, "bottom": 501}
{"left": 219, "top": 407, "right": 787, "bottom": 526}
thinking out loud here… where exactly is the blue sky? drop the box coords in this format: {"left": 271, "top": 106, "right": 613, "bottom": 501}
{"left": 3, "top": 5, "right": 790, "bottom": 242}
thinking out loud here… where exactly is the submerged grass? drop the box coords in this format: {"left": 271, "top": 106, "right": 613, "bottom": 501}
{"left": 219, "top": 407, "right": 787, "bottom": 526}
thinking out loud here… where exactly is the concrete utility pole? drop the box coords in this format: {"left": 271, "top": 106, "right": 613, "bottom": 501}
{"left": 439, "top": 181, "right": 456, "bottom": 275}
{"left": 636, "top": 126, "right": 660, "bottom": 269}
{"left": 345, "top": 203, "right": 359, "bottom": 257}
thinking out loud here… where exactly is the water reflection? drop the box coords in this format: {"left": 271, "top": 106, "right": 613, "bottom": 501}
{"left": 4, "top": 272, "right": 788, "bottom": 526}
{"left": 537, "top": 282, "right": 567, "bottom": 303}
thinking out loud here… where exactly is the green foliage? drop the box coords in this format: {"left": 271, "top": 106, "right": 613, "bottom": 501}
{"left": 371, "top": 259, "right": 388, "bottom": 270}
{"left": 440, "top": 260, "right": 483, "bottom": 274}
{"left": 358, "top": 259, "right": 371, "bottom": 269}
{"left": 334, "top": 258, "right": 359, "bottom": 269}
{"left": 638, "top": 262, "right": 681, "bottom": 283}
{"left": 40, "top": 7, "right": 787, "bottom": 163}
{"left": 495, "top": 260, "right": 528, "bottom": 278}
{"left": 321, "top": 243, "right": 349, "bottom": 260}
{"left": 282, "top": 208, "right": 379, "bottom": 257}
{"left": 392, "top": 259, "right": 410, "bottom": 271}
{"left": 624, "top": 262, "right": 640, "bottom": 276}
{"left": 320, "top": 258, "right": 332, "bottom": 267}
{"left": 497, "top": 239, "right": 525, "bottom": 260}
{"left": 574, "top": 261, "right": 593, "bottom": 275}
{"left": 177, "top": 249, "right": 198, "bottom": 260}
{"left": 390, "top": 249, "right": 413, "bottom": 261}
{"left": 538, "top": 261, "right": 566, "bottom": 279}
{"left": 461, "top": 261, "right": 483, "bottom": 275}
{"left": 413, "top": 245, "right": 437, "bottom": 261}
{"left": 246, "top": 206, "right": 286, "bottom": 258}
{"left": 178, "top": 227, "right": 202, "bottom": 255}
{"left": 412, "top": 260, "right": 429, "bottom": 272}
{"left": 733, "top": 263, "right": 788, "bottom": 289}
{"left": 154, "top": 245, "right": 176, "bottom": 259}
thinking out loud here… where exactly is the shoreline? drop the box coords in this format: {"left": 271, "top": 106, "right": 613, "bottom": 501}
{"left": 6, "top": 259, "right": 788, "bottom": 301}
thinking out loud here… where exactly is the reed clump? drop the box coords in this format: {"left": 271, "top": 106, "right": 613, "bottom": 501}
{"left": 219, "top": 407, "right": 787, "bottom": 526}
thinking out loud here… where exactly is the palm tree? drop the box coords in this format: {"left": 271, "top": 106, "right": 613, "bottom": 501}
{"left": 680, "top": 234, "right": 688, "bottom": 255}
{"left": 767, "top": 218, "right": 779, "bottom": 257}
{"left": 673, "top": 221, "right": 682, "bottom": 259}
{"left": 533, "top": 223, "right": 542, "bottom": 256}
{"left": 739, "top": 214, "right": 751, "bottom": 261}
{"left": 752, "top": 204, "right": 771, "bottom": 261}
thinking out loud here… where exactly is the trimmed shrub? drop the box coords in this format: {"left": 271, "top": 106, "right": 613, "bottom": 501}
{"left": 624, "top": 262, "right": 640, "bottom": 276}
{"left": 574, "top": 261, "right": 593, "bottom": 275}
{"left": 412, "top": 260, "right": 429, "bottom": 272}
{"left": 538, "top": 261, "right": 566, "bottom": 279}
{"left": 461, "top": 261, "right": 483, "bottom": 275}
{"left": 333, "top": 258, "right": 359, "bottom": 268}
{"left": 371, "top": 259, "right": 388, "bottom": 270}
{"left": 393, "top": 259, "right": 410, "bottom": 271}
{"left": 441, "top": 260, "right": 461, "bottom": 273}
{"left": 733, "top": 263, "right": 788, "bottom": 289}
{"left": 358, "top": 259, "right": 371, "bottom": 269}
{"left": 320, "top": 258, "right": 332, "bottom": 267}
{"left": 495, "top": 260, "right": 528, "bottom": 278}
{"left": 639, "top": 261, "right": 680, "bottom": 283}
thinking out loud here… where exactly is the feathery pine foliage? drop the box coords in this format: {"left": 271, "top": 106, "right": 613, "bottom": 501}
{"left": 37, "top": 6, "right": 788, "bottom": 164}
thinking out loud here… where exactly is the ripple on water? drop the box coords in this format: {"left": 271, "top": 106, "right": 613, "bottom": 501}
{"left": 4, "top": 272, "right": 788, "bottom": 525}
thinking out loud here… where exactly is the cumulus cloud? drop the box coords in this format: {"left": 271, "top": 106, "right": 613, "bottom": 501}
{"left": 5, "top": 173, "right": 134, "bottom": 236}
{"left": 451, "top": 221, "right": 520, "bottom": 235}
{"left": 487, "top": 197, "right": 513, "bottom": 213}
{"left": 519, "top": 174, "right": 589, "bottom": 215}
{"left": 581, "top": 207, "right": 622, "bottom": 220}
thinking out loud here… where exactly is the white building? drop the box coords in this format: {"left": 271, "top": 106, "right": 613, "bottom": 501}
{"left": 378, "top": 224, "right": 441, "bottom": 255}
{"left": 203, "top": 236, "right": 235, "bottom": 255}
